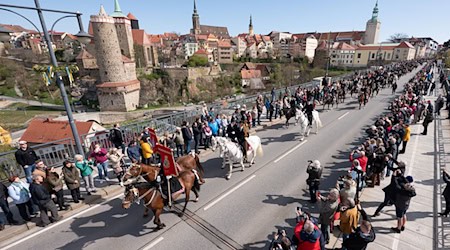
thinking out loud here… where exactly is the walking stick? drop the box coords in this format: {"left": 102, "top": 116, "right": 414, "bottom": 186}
{"left": 167, "top": 175, "right": 172, "bottom": 208}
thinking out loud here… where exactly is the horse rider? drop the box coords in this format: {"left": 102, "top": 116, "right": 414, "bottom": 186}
{"left": 303, "top": 101, "right": 315, "bottom": 127}
{"left": 227, "top": 120, "right": 238, "bottom": 143}
{"left": 282, "top": 93, "right": 291, "bottom": 115}
{"left": 237, "top": 120, "right": 250, "bottom": 162}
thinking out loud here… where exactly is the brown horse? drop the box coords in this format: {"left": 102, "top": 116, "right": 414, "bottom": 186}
{"left": 122, "top": 163, "right": 201, "bottom": 215}
{"left": 176, "top": 153, "right": 205, "bottom": 184}
{"left": 122, "top": 183, "right": 166, "bottom": 229}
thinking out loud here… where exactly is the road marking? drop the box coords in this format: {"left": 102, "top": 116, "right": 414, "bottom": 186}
{"left": 142, "top": 237, "right": 164, "bottom": 250}
{"left": 338, "top": 112, "right": 350, "bottom": 120}
{"left": 203, "top": 174, "right": 256, "bottom": 211}
{"left": 0, "top": 193, "right": 124, "bottom": 250}
{"left": 391, "top": 232, "right": 400, "bottom": 250}
{"left": 273, "top": 140, "right": 308, "bottom": 163}
{"left": 406, "top": 125, "right": 421, "bottom": 176}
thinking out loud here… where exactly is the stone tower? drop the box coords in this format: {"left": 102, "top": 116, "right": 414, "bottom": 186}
{"left": 111, "top": 0, "right": 134, "bottom": 60}
{"left": 364, "top": 0, "right": 381, "bottom": 44}
{"left": 191, "top": 0, "right": 201, "bottom": 35}
{"left": 91, "top": 5, "right": 140, "bottom": 112}
{"left": 249, "top": 15, "right": 254, "bottom": 36}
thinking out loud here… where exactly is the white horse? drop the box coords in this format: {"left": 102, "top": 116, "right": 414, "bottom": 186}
{"left": 297, "top": 111, "right": 309, "bottom": 141}
{"left": 211, "top": 136, "right": 263, "bottom": 180}
{"left": 307, "top": 110, "right": 323, "bottom": 135}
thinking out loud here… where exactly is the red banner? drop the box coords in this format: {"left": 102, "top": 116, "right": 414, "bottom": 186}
{"left": 155, "top": 144, "right": 178, "bottom": 176}
{"left": 149, "top": 128, "right": 157, "bottom": 147}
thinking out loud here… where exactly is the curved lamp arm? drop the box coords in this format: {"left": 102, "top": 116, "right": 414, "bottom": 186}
{"left": 0, "top": 7, "right": 41, "bottom": 33}
{"left": 49, "top": 15, "right": 76, "bottom": 44}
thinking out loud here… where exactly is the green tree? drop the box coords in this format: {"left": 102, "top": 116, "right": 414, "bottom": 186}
{"left": 188, "top": 55, "right": 208, "bottom": 67}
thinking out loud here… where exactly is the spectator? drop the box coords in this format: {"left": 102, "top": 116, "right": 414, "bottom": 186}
{"left": 62, "top": 160, "right": 84, "bottom": 203}
{"left": 15, "top": 140, "right": 39, "bottom": 183}
{"left": 0, "top": 182, "right": 18, "bottom": 225}
{"left": 127, "top": 140, "right": 141, "bottom": 163}
{"left": 74, "top": 154, "right": 96, "bottom": 195}
{"left": 202, "top": 122, "right": 212, "bottom": 149}
{"left": 392, "top": 175, "right": 416, "bottom": 233}
{"left": 201, "top": 103, "right": 208, "bottom": 121}
{"left": 173, "top": 127, "right": 185, "bottom": 157}
{"left": 342, "top": 204, "right": 375, "bottom": 250}
{"left": 292, "top": 210, "right": 325, "bottom": 250}
{"left": 7, "top": 176, "right": 36, "bottom": 222}
{"left": 256, "top": 95, "right": 264, "bottom": 125}
{"left": 251, "top": 106, "right": 257, "bottom": 128}
{"left": 30, "top": 175, "right": 60, "bottom": 227}
{"left": 317, "top": 188, "right": 339, "bottom": 244}
{"left": 140, "top": 136, "right": 153, "bottom": 164}
{"left": 181, "top": 121, "right": 193, "bottom": 154}
{"left": 46, "top": 166, "right": 69, "bottom": 211}
{"left": 109, "top": 123, "right": 125, "bottom": 154}
{"left": 440, "top": 170, "right": 450, "bottom": 217}
{"left": 32, "top": 160, "right": 47, "bottom": 179}
{"left": 399, "top": 123, "right": 411, "bottom": 154}
{"left": 108, "top": 148, "right": 124, "bottom": 183}
{"left": 221, "top": 115, "right": 229, "bottom": 137}
{"left": 89, "top": 144, "right": 109, "bottom": 182}
{"left": 421, "top": 104, "right": 433, "bottom": 135}
{"left": 208, "top": 118, "right": 219, "bottom": 137}
{"left": 192, "top": 119, "right": 202, "bottom": 154}
{"left": 160, "top": 131, "right": 175, "bottom": 149}
{"left": 338, "top": 178, "right": 357, "bottom": 202}
{"left": 208, "top": 107, "right": 215, "bottom": 120}
{"left": 306, "top": 160, "right": 322, "bottom": 203}
{"left": 269, "top": 229, "right": 292, "bottom": 250}
{"left": 339, "top": 198, "right": 359, "bottom": 243}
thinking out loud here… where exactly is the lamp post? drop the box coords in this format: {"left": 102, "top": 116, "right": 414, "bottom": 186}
{"left": 0, "top": 0, "right": 92, "bottom": 155}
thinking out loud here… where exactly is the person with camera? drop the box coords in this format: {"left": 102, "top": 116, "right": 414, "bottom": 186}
{"left": 269, "top": 229, "right": 292, "bottom": 250}
{"left": 341, "top": 203, "right": 375, "bottom": 250}
{"left": 74, "top": 154, "right": 96, "bottom": 196}
{"left": 292, "top": 208, "right": 325, "bottom": 250}
{"left": 317, "top": 189, "right": 339, "bottom": 244}
{"left": 339, "top": 198, "right": 359, "bottom": 248}
{"left": 306, "top": 160, "right": 322, "bottom": 203}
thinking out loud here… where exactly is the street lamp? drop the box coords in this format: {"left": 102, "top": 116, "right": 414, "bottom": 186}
{"left": 0, "top": 0, "right": 93, "bottom": 155}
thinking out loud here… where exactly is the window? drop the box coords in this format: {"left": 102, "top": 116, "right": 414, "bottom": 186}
{"left": 357, "top": 53, "right": 361, "bottom": 59}
{"left": 371, "top": 53, "right": 375, "bottom": 59}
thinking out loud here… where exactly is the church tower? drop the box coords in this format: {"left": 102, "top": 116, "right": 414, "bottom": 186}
{"left": 110, "top": 0, "right": 135, "bottom": 60}
{"left": 191, "top": 0, "right": 201, "bottom": 35}
{"left": 364, "top": 0, "right": 381, "bottom": 44}
{"left": 249, "top": 15, "right": 254, "bottom": 36}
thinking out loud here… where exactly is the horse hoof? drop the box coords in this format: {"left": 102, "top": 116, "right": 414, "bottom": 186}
{"left": 226, "top": 176, "right": 230, "bottom": 180}
{"left": 241, "top": 169, "right": 245, "bottom": 172}
{"left": 194, "top": 198, "right": 199, "bottom": 202}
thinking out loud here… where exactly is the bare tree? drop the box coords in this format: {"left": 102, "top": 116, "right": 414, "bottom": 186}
{"left": 388, "top": 33, "right": 409, "bottom": 43}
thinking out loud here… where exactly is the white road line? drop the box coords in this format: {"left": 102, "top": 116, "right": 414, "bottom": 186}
{"left": 338, "top": 112, "right": 350, "bottom": 120}
{"left": 203, "top": 174, "right": 256, "bottom": 211}
{"left": 273, "top": 140, "right": 308, "bottom": 163}
{"left": 142, "top": 237, "right": 164, "bottom": 250}
{"left": 406, "top": 125, "right": 421, "bottom": 176}
{"left": 0, "top": 193, "right": 124, "bottom": 250}
{"left": 391, "top": 232, "right": 400, "bottom": 250}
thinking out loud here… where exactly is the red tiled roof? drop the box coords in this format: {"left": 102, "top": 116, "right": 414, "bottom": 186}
{"left": 0, "top": 24, "right": 36, "bottom": 33}
{"left": 397, "top": 41, "right": 415, "bottom": 49}
{"left": 65, "top": 33, "right": 77, "bottom": 40}
{"left": 218, "top": 39, "right": 231, "bottom": 48}
{"left": 241, "top": 69, "right": 261, "bottom": 79}
{"left": 20, "top": 118, "right": 94, "bottom": 144}
{"left": 194, "top": 49, "right": 208, "bottom": 55}
{"left": 163, "top": 32, "right": 179, "bottom": 40}
{"left": 97, "top": 79, "right": 140, "bottom": 88}
{"left": 242, "top": 62, "right": 256, "bottom": 70}
{"left": 131, "top": 29, "right": 150, "bottom": 46}
{"left": 356, "top": 44, "right": 398, "bottom": 51}
{"left": 75, "top": 49, "right": 95, "bottom": 60}
{"left": 127, "top": 12, "right": 137, "bottom": 20}
{"left": 147, "top": 34, "right": 162, "bottom": 44}
{"left": 335, "top": 42, "right": 356, "bottom": 50}
{"left": 195, "top": 34, "right": 208, "bottom": 40}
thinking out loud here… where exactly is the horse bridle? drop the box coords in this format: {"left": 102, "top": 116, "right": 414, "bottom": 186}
{"left": 124, "top": 164, "right": 158, "bottom": 182}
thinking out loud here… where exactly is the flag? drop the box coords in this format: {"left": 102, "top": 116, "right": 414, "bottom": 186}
{"left": 42, "top": 72, "right": 51, "bottom": 86}
{"left": 149, "top": 128, "right": 157, "bottom": 147}
{"left": 47, "top": 66, "right": 54, "bottom": 78}
{"left": 65, "top": 67, "right": 74, "bottom": 84}
{"left": 155, "top": 144, "right": 177, "bottom": 176}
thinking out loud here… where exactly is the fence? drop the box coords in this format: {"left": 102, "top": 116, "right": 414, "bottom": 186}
{"left": 0, "top": 68, "right": 372, "bottom": 181}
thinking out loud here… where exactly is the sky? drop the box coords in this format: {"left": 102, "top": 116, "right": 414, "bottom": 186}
{"left": 0, "top": 0, "right": 449, "bottom": 43}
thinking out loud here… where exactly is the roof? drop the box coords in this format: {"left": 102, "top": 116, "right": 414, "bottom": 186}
{"left": 76, "top": 49, "right": 95, "bottom": 60}
{"left": 163, "top": 32, "right": 179, "bottom": 40}
{"left": 199, "top": 25, "right": 230, "bottom": 38}
{"left": 334, "top": 42, "right": 357, "bottom": 50}
{"left": 194, "top": 49, "right": 208, "bottom": 55}
{"left": 122, "top": 55, "right": 133, "bottom": 63}
{"left": 255, "top": 65, "right": 270, "bottom": 76}
{"left": 356, "top": 44, "right": 399, "bottom": 51}
{"left": 242, "top": 62, "right": 256, "bottom": 70}
{"left": 0, "top": 24, "right": 36, "bottom": 33}
{"left": 296, "top": 31, "right": 365, "bottom": 42}
{"left": 218, "top": 39, "right": 231, "bottom": 48}
{"left": 241, "top": 69, "right": 262, "bottom": 79}
{"left": 148, "top": 34, "right": 162, "bottom": 44}
{"left": 131, "top": 29, "right": 150, "bottom": 46}
{"left": 397, "top": 41, "right": 415, "bottom": 49}
{"left": 64, "top": 33, "right": 77, "bottom": 40}
{"left": 20, "top": 118, "right": 95, "bottom": 144}
{"left": 97, "top": 79, "right": 140, "bottom": 88}
{"left": 127, "top": 12, "right": 137, "bottom": 20}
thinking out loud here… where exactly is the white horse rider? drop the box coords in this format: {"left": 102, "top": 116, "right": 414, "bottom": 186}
{"left": 211, "top": 136, "right": 263, "bottom": 180}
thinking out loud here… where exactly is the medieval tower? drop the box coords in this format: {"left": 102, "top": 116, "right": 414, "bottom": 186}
{"left": 364, "top": 0, "right": 381, "bottom": 44}
{"left": 90, "top": 3, "right": 140, "bottom": 112}
{"left": 249, "top": 15, "right": 254, "bottom": 36}
{"left": 191, "top": 0, "right": 201, "bottom": 35}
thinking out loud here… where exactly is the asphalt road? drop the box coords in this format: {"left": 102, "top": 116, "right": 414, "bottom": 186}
{"left": 0, "top": 65, "right": 423, "bottom": 250}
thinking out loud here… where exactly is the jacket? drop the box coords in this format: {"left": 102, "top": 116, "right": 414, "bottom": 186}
{"left": 108, "top": 152, "right": 123, "bottom": 174}
{"left": 192, "top": 123, "right": 202, "bottom": 137}
{"left": 340, "top": 206, "right": 359, "bottom": 234}
{"left": 293, "top": 219, "right": 324, "bottom": 250}
{"left": 181, "top": 126, "right": 192, "bottom": 141}
{"left": 89, "top": 148, "right": 108, "bottom": 164}
{"left": 318, "top": 198, "right": 339, "bottom": 225}
{"left": 127, "top": 145, "right": 141, "bottom": 163}
{"left": 30, "top": 182, "right": 51, "bottom": 206}
{"left": 15, "top": 148, "right": 39, "bottom": 166}
{"left": 173, "top": 133, "right": 185, "bottom": 145}
{"left": 343, "top": 227, "right": 376, "bottom": 250}
{"left": 403, "top": 126, "right": 411, "bottom": 142}
{"left": 75, "top": 160, "right": 94, "bottom": 177}
{"left": 110, "top": 128, "right": 124, "bottom": 145}
{"left": 0, "top": 183, "right": 8, "bottom": 200}
{"left": 7, "top": 181, "right": 31, "bottom": 204}
{"left": 46, "top": 171, "right": 64, "bottom": 192}
{"left": 62, "top": 166, "right": 81, "bottom": 190}
{"left": 140, "top": 140, "right": 153, "bottom": 159}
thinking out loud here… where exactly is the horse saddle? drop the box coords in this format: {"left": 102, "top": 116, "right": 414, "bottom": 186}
{"left": 160, "top": 177, "right": 183, "bottom": 199}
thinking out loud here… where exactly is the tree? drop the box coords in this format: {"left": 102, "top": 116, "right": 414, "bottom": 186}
{"left": 187, "top": 55, "right": 208, "bottom": 67}
{"left": 388, "top": 33, "right": 409, "bottom": 43}
{"left": 443, "top": 39, "right": 450, "bottom": 49}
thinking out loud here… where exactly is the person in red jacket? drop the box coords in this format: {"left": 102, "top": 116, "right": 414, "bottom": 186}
{"left": 349, "top": 149, "right": 368, "bottom": 173}
{"left": 292, "top": 209, "right": 325, "bottom": 250}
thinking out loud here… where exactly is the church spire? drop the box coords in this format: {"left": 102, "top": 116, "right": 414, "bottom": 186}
{"left": 249, "top": 15, "right": 254, "bottom": 36}
{"left": 192, "top": 0, "right": 200, "bottom": 34}
{"left": 111, "top": 0, "right": 127, "bottom": 18}
{"left": 194, "top": 0, "right": 198, "bottom": 14}
{"left": 371, "top": 0, "right": 379, "bottom": 22}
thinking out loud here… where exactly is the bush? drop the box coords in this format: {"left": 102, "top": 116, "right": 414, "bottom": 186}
{"left": 188, "top": 55, "right": 208, "bottom": 67}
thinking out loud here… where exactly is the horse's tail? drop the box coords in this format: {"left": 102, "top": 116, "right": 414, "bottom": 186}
{"left": 256, "top": 143, "right": 263, "bottom": 157}
{"left": 192, "top": 171, "right": 201, "bottom": 192}
{"left": 194, "top": 154, "right": 205, "bottom": 176}
{"left": 313, "top": 111, "right": 323, "bottom": 127}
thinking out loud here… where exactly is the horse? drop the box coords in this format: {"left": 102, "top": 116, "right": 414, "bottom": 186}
{"left": 337, "top": 87, "right": 346, "bottom": 103}
{"left": 322, "top": 93, "right": 336, "bottom": 110}
{"left": 211, "top": 135, "right": 263, "bottom": 180}
{"left": 358, "top": 92, "right": 367, "bottom": 109}
{"left": 307, "top": 110, "right": 323, "bottom": 135}
{"left": 297, "top": 111, "right": 309, "bottom": 141}
{"left": 174, "top": 153, "right": 205, "bottom": 184}
{"left": 122, "top": 183, "right": 166, "bottom": 229}
{"left": 284, "top": 107, "right": 299, "bottom": 127}
{"left": 122, "top": 163, "right": 201, "bottom": 215}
